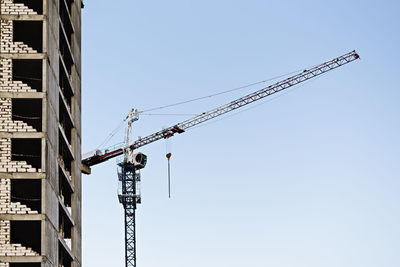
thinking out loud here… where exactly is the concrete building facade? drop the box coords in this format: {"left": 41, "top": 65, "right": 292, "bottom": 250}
{"left": 0, "top": 0, "right": 82, "bottom": 266}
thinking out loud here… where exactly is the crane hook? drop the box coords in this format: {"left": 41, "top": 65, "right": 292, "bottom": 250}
{"left": 166, "top": 153, "right": 172, "bottom": 198}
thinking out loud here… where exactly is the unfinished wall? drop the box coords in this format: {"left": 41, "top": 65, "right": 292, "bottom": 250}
{"left": 0, "top": 98, "right": 36, "bottom": 133}
{"left": 0, "top": 18, "right": 40, "bottom": 93}
{"left": 0, "top": 59, "right": 36, "bottom": 93}
{"left": 0, "top": 220, "right": 40, "bottom": 258}
{"left": 0, "top": 139, "right": 38, "bottom": 173}
{"left": 1, "top": 0, "right": 82, "bottom": 265}
{"left": 0, "top": 20, "right": 37, "bottom": 54}
{"left": 0, "top": 179, "right": 38, "bottom": 215}
{"left": 1, "top": 1, "right": 43, "bottom": 265}
{"left": 0, "top": 0, "right": 38, "bottom": 15}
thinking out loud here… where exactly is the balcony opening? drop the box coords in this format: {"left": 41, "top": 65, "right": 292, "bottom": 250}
{"left": 59, "top": 59, "right": 73, "bottom": 89}
{"left": 59, "top": 241, "right": 73, "bottom": 266}
{"left": 59, "top": 204, "right": 73, "bottom": 250}
{"left": 11, "top": 138, "right": 41, "bottom": 170}
{"left": 59, "top": 81, "right": 72, "bottom": 114}
{"left": 11, "top": 179, "right": 41, "bottom": 213}
{"left": 59, "top": 24, "right": 74, "bottom": 74}
{"left": 13, "top": 21, "right": 43, "bottom": 53}
{"left": 59, "top": 100, "right": 72, "bottom": 143}
{"left": 58, "top": 136, "right": 72, "bottom": 179}
{"left": 59, "top": 169, "right": 73, "bottom": 209}
{"left": 13, "top": 0, "right": 43, "bottom": 14}
{"left": 12, "top": 99, "right": 42, "bottom": 132}
{"left": 10, "top": 220, "right": 41, "bottom": 254}
{"left": 65, "top": 0, "right": 74, "bottom": 15}
{"left": 59, "top": 0, "right": 74, "bottom": 41}
{"left": 12, "top": 59, "right": 42, "bottom": 92}
{"left": 59, "top": 63, "right": 73, "bottom": 106}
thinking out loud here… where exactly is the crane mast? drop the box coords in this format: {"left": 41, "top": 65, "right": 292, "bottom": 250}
{"left": 82, "top": 51, "right": 360, "bottom": 267}
{"left": 118, "top": 110, "right": 140, "bottom": 267}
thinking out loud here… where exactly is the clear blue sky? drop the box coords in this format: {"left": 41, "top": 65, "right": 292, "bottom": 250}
{"left": 81, "top": 1, "right": 399, "bottom": 266}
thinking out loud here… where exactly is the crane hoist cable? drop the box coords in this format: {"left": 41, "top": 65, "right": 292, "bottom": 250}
{"left": 166, "top": 152, "right": 172, "bottom": 198}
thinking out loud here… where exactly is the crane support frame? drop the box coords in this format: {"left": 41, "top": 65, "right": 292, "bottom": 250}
{"left": 118, "top": 162, "right": 137, "bottom": 267}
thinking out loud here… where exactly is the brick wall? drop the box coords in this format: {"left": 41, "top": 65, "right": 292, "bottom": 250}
{"left": 0, "top": 20, "right": 38, "bottom": 54}
{"left": 0, "top": 220, "right": 39, "bottom": 258}
{"left": 0, "top": 0, "right": 43, "bottom": 262}
{"left": 0, "top": 98, "right": 36, "bottom": 133}
{"left": 0, "top": 138, "right": 38, "bottom": 173}
{"left": 0, "top": 180, "right": 40, "bottom": 260}
{"left": 0, "top": 179, "right": 38, "bottom": 215}
{"left": 0, "top": 58, "right": 37, "bottom": 93}
{"left": 0, "top": 0, "right": 37, "bottom": 15}
{"left": 0, "top": 18, "right": 39, "bottom": 93}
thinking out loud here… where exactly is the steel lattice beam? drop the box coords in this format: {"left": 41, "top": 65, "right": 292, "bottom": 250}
{"left": 119, "top": 162, "right": 137, "bottom": 267}
{"left": 82, "top": 51, "right": 359, "bottom": 167}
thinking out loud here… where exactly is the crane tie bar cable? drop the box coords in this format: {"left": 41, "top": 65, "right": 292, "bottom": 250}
{"left": 82, "top": 50, "right": 360, "bottom": 167}
{"left": 129, "top": 51, "right": 360, "bottom": 151}
{"left": 138, "top": 68, "right": 313, "bottom": 114}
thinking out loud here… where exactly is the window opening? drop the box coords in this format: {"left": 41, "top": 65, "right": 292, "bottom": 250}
{"left": 11, "top": 138, "right": 41, "bottom": 170}
{"left": 13, "top": 0, "right": 43, "bottom": 14}
{"left": 11, "top": 179, "right": 41, "bottom": 213}
{"left": 12, "top": 59, "right": 42, "bottom": 92}
{"left": 13, "top": 21, "right": 42, "bottom": 53}
{"left": 12, "top": 99, "right": 42, "bottom": 132}
{"left": 10, "top": 220, "right": 41, "bottom": 254}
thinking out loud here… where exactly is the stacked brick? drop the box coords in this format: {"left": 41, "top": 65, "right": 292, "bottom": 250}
{"left": 0, "top": 18, "right": 38, "bottom": 93}
{"left": 0, "top": 40, "right": 37, "bottom": 54}
{"left": 0, "top": 59, "right": 37, "bottom": 93}
{"left": 0, "top": 139, "right": 37, "bottom": 173}
{"left": 0, "top": 98, "right": 36, "bottom": 132}
{"left": 0, "top": 20, "right": 37, "bottom": 54}
{"left": 0, "top": 179, "right": 38, "bottom": 215}
{"left": 0, "top": 220, "right": 39, "bottom": 258}
{"left": 0, "top": 1, "right": 42, "bottom": 263}
{"left": 0, "top": 242, "right": 39, "bottom": 256}
{"left": 0, "top": 98, "right": 36, "bottom": 133}
{"left": 0, "top": 185, "right": 40, "bottom": 262}
{"left": 0, "top": 0, "right": 38, "bottom": 15}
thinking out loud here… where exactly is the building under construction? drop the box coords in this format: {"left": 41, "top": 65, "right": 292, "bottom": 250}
{"left": 0, "top": 0, "right": 82, "bottom": 266}
{"left": 0, "top": 1, "right": 362, "bottom": 267}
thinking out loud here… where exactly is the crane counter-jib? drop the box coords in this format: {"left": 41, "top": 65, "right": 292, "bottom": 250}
{"left": 81, "top": 50, "right": 360, "bottom": 169}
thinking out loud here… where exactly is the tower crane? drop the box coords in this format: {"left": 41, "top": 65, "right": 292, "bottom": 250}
{"left": 82, "top": 50, "right": 360, "bottom": 267}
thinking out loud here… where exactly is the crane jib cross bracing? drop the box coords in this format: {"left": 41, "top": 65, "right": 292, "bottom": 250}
{"left": 82, "top": 50, "right": 360, "bottom": 167}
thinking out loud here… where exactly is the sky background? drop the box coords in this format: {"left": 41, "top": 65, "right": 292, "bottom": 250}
{"left": 81, "top": 1, "right": 399, "bottom": 266}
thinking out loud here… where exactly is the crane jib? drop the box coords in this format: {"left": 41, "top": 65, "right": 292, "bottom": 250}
{"left": 82, "top": 50, "right": 360, "bottom": 167}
